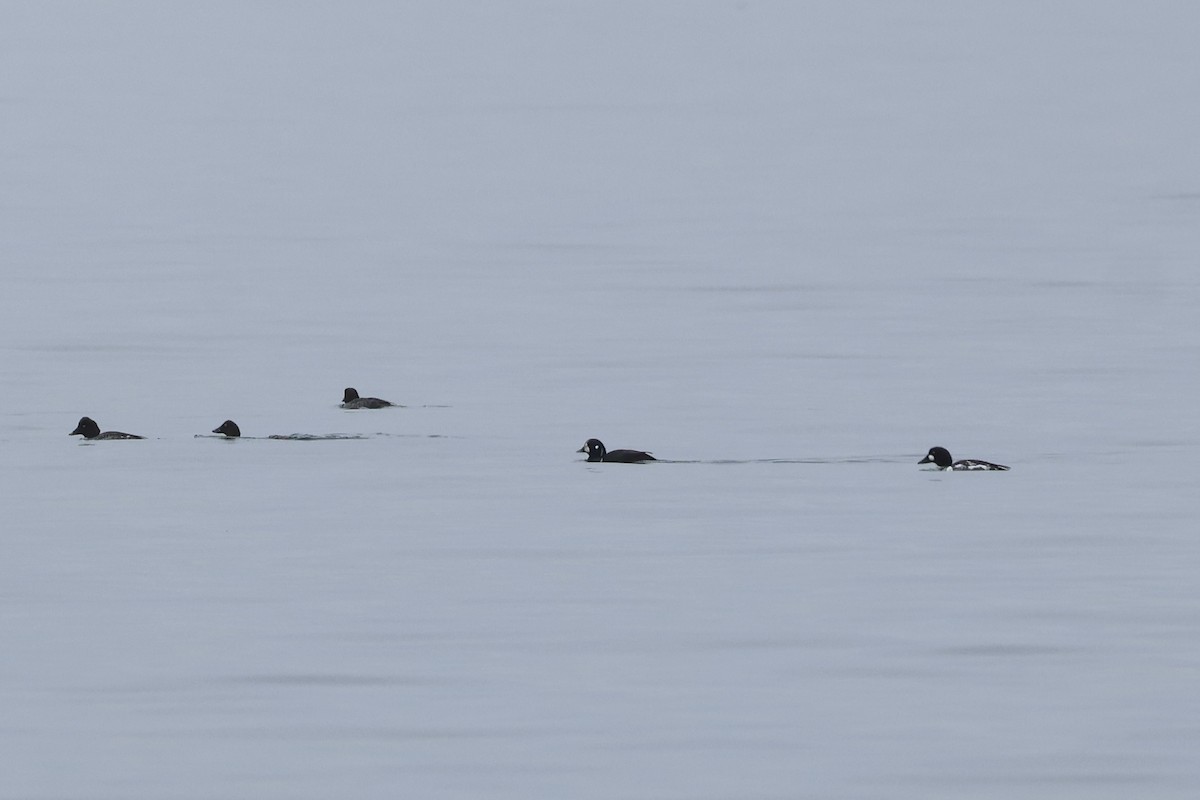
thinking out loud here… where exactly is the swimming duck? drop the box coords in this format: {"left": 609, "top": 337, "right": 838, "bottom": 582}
{"left": 341, "top": 387, "right": 395, "bottom": 409}
{"left": 577, "top": 438, "right": 656, "bottom": 463}
{"left": 70, "top": 416, "right": 144, "bottom": 440}
{"left": 919, "top": 446, "right": 1008, "bottom": 471}
{"left": 212, "top": 420, "right": 241, "bottom": 437}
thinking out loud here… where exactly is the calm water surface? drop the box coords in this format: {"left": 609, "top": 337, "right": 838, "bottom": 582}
{"left": 2, "top": 3, "right": 1199, "bottom": 798}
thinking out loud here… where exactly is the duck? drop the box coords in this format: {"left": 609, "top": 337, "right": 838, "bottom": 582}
{"left": 341, "top": 387, "right": 395, "bottom": 409}
{"left": 212, "top": 420, "right": 241, "bottom": 438}
{"left": 208, "top": 420, "right": 365, "bottom": 441}
{"left": 577, "top": 438, "right": 656, "bottom": 463}
{"left": 918, "top": 446, "right": 1008, "bottom": 471}
{"left": 69, "top": 416, "right": 144, "bottom": 440}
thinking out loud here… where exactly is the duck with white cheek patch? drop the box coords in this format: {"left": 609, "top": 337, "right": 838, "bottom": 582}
{"left": 577, "top": 439, "right": 656, "bottom": 463}
{"left": 919, "top": 446, "right": 1008, "bottom": 471}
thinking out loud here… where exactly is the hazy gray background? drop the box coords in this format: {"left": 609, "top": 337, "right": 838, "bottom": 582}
{"left": 2, "top": 3, "right": 1199, "bottom": 798}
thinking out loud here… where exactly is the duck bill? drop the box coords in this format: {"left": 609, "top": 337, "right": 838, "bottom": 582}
{"left": 69, "top": 426, "right": 84, "bottom": 436}
{"left": 918, "top": 454, "right": 933, "bottom": 464}
{"left": 576, "top": 445, "right": 587, "bottom": 453}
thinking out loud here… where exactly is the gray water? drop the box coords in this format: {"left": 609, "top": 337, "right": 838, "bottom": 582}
{"left": 3, "top": 3, "right": 1200, "bottom": 798}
